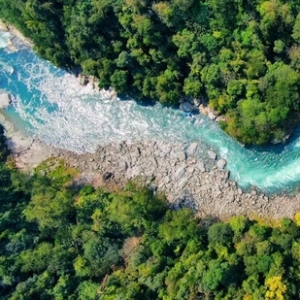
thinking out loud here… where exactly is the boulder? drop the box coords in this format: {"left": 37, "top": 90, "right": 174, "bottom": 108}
{"left": 164, "top": 176, "right": 171, "bottom": 184}
{"left": 175, "top": 167, "right": 185, "bottom": 180}
{"left": 208, "top": 111, "right": 217, "bottom": 120}
{"left": 179, "top": 102, "right": 193, "bottom": 112}
{"left": 132, "top": 147, "right": 141, "bottom": 158}
{"left": 193, "top": 98, "right": 201, "bottom": 107}
{"left": 119, "top": 161, "right": 128, "bottom": 171}
{"left": 251, "top": 190, "right": 257, "bottom": 196}
{"left": 187, "top": 142, "right": 198, "bottom": 156}
{"left": 176, "top": 151, "right": 186, "bottom": 161}
{"left": 0, "top": 93, "right": 11, "bottom": 109}
{"left": 198, "top": 161, "right": 206, "bottom": 173}
{"left": 208, "top": 150, "right": 217, "bottom": 160}
{"left": 216, "top": 158, "right": 227, "bottom": 169}
{"left": 186, "top": 167, "right": 195, "bottom": 173}
{"left": 178, "top": 177, "right": 188, "bottom": 190}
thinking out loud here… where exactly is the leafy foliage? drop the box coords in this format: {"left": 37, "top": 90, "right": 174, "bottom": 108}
{"left": 1, "top": 132, "right": 300, "bottom": 299}
{"left": 1, "top": 0, "right": 300, "bottom": 143}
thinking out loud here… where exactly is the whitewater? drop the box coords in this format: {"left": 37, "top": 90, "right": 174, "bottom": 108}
{"left": 1, "top": 30, "right": 300, "bottom": 193}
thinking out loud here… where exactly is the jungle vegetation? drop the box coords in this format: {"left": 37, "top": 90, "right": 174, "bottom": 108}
{"left": 1, "top": 126, "right": 300, "bottom": 299}
{"left": 2, "top": 0, "right": 300, "bottom": 144}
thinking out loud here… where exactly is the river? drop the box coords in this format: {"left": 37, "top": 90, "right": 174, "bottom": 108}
{"left": 1, "top": 30, "right": 300, "bottom": 194}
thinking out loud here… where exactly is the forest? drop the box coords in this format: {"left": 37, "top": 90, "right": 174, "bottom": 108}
{"left": 2, "top": 0, "right": 300, "bottom": 144}
{"left": 1, "top": 126, "right": 300, "bottom": 299}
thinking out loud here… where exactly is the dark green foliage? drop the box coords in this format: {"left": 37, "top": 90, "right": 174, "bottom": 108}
{"left": 1, "top": 0, "right": 300, "bottom": 143}
{"left": 1, "top": 135, "right": 300, "bottom": 299}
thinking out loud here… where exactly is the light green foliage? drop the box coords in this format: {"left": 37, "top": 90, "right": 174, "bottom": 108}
{"left": 1, "top": 146, "right": 300, "bottom": 299}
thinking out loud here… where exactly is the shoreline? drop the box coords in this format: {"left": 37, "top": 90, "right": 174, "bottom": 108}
{"left": 1, "top": 22, "right": 300, "bottom": 220}
{"left": 2, "top": 109, "right": 300, "bottom": 220}
{"left": 0, "top": 20, "right": 33, "bottom": 48}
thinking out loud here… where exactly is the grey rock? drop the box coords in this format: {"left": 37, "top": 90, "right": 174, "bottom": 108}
{"left": 119, "top": 161, "right": 128, "bottom": 171}
{"left": 193, "top": 98, "right": 201, "bottom": 106}
{"left": 198, "top": 161, "right": 206, "bottom": 173}
{"left": 216, "top": 158, "right": 227, "bottom": 169}
{"left": 187, "top": 142, "right": 198, "bottom": 156}
{"left": 208, "top": 150, "right": 217, "bottom": 160}
{"left": 179, "top": 102, "right": 193, "bottom": 112}
{"left": 175, "top": 167, "right": 185, "bottom": 180}
{"left": 238, "top": 188, "right": 243, "bottom": 195}
{"left": 164, "top": 176, "right": 171, "bottom": 184}
{"left": 115, "top": 143, "right": 122, "bottom": 153}
{"left": 176, "top": 151, "right": 186, "bottom": 161}
{"left": 186, "top": 167, "right": 194, "bottom": 174}
{"left": 132, "top": 147, "right": 141, "bottom": 158}
{"left": 251, "top": 190, "right": 257, "bottom": 196}
{"left": 130, "top": 166, "right": 141, "bottom": 177}
{"left": 208, "top": 111, "right": 217, "bottom": 120}
{"left": 178, "top": 177, "right": 188, "bottom": 190}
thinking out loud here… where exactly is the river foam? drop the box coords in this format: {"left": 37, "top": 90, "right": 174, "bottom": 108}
{"left": 1, "top": 30, "right": 300, "bottom": 193}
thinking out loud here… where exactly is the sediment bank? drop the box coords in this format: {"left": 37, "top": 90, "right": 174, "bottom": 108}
{"left": 56, "top": 140, "right": 300, "bottom": 220}
{"left": 4, "top": 118, "right": 298, "bottom": 220}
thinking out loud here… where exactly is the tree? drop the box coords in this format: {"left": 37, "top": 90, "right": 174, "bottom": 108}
{"left": 208, "top": 223, "right": 234, "bottom": 248}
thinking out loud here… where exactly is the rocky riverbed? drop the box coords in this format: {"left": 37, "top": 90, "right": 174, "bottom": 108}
{"left": 1, "top": 93, "right": 299, "bottom": 220}
{"left": 1, "top": 21, "right": 300, "bottom": 220}
{"left": 51, "top": 139, "right": 300, "bottom": 220}
{"left": 2, "top": 100, "right": 300, "bottom": 220}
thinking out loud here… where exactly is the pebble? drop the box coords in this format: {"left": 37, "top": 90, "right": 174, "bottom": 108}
{"left": 208, "top": 150, "right": 217, "bottom": 160}
{"left": 175, "top": 167, "right": 185, "bottom": 180}
{"left": 178, "top": 177, "right": 188, "bottom": 190}
{"left": 187, "top": 142, "right": 198, "bottom": 156}
{"left": 217, "top": 159, "right": 227, "bottom": 169}
{"left": 176, "top": 151, "right": 186, "bottom": 161}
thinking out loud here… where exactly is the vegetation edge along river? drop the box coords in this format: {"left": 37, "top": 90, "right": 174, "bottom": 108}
{"left": 2, "top": 0, "right": 300, "bottom": 145}
{"left": 3, "top": 115, "right": 300, "bottom": 299}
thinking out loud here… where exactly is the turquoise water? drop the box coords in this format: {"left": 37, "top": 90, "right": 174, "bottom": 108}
{"left": 1, "top": 31, "right": 300, "bottom": 193}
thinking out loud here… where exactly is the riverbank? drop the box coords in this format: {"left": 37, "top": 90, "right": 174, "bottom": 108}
{"left": 1, "top": 21, "right": 300, "bottom": 220}
{"left": 2, "top": 110, "right": 299, "bottom": 220}
{"left": 57, "top": 140, "right": 300, "bottom": 220}
{"left": 0, "top": 110, "right": 58, "bottom": 169}
{"left": 0, "top": 20, "right": 33, "bottom": 48}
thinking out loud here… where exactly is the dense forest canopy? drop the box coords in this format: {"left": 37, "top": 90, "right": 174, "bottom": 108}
{"left": 2, "top": 0, "right": 300, "bottom": 144}
{"left": 2, "top": 127, "right": 300, "bottom": 299}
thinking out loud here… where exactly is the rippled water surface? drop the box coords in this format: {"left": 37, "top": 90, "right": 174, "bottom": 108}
{"left": 1, "top": 31, "right": 300, "bottom": 193}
